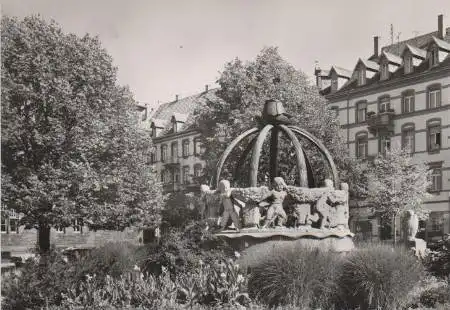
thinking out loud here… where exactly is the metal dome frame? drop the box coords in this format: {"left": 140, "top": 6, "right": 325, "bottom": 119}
{"left": 212, "top": 100, "right": 339, "bottom": 189}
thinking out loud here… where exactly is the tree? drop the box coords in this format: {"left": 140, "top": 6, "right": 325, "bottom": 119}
{"left": 1, "top": 16, "right": 163, "bottom": 252}
{"left": 365, "top": 146, "right": 431, "bottom": 245}
{"left": 191, "top": 47, "right": 364, "bottom": 193}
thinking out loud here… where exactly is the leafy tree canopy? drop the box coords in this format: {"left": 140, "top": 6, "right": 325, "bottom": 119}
{"left": 1, "top": 15, "right": 163, "bottom": 249}
{"left": 365, "top": 146, "right": 432, "bottom": 220}
{"left": 191, "top": 47, "right": 364, "bottom": 194}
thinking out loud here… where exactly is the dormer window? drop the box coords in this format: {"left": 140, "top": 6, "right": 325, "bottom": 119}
{"left": 380, "top": 62, "right": 389, "bottom": 80}
{"left": 357, "top": 68, "right": 366, "bottom": 86}
{"left": 430, "top": 48, "right": 439, "bottom": 67}
{"left": 331, "top": 78, "right": 338, "bottom": 92}
{"left": 172, "top": 119, "right": 177, "bottom": 133}
{"left": 404, "top": 55, "right": 413, "bottom": 74}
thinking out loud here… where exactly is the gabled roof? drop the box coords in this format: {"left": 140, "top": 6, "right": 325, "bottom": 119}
{"left": 151, "top": 118, "right": 168, "bottom": 128}
{"left": 381, "top": 27, "right": 450, "bottom": 56}
{"left": 381, "top": 51, "right": 402, "bottom": 65}
{"left": 402, "top": 44, "right": 427, "bottom": 59}
{"left": 430, "top": 36, "right": 450, "bottom": 52}
{"left": 331, "top": 66, "right": 352, "bottom": 78}
{"left": 356, "top": 58, "right": 379, "bottom": 72}
{"left": 172, "top": 112, "right": 189, "bottom": 123}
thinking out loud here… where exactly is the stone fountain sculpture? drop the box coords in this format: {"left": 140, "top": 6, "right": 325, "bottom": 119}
{"left": 200, "top": 99, "right": 354, "bottom": 252}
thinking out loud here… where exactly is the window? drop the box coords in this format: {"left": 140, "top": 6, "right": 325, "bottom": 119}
{"left": 429, "top": 212, "right": 444, "bottom": 232}
{"left": 430, "top": 48, "right": 439, "bottom": 67}
{"left": 162, "top": 170, "right": 172, "bottom": 184}
{"left": 194, "top": 138, "right": 202, "bottom": 156}
{"left": 402, "top": 126, "right": 415, "bottom": 154}
{"left": 194, "top": 164, "right": 203, "bottom": 177}
{"left": 161, "top": 145, "right": 168, "bottom": 162}
{"left": 379, "top": 96, "right": 390, "bottom": 113}
{"left": 330, "top": 106, "right": 339, "bottom": 118}
{"left": 402, "top": 90, "right": 415, "bottom": 113}
{"left": 171, "top": 142, "right": 178, "bottom": 159}
{"left": 430, "top": 167, "right": 442, "bottom": 192}
{"left": 73, "top": 218, "right": 83, "bottom": 233}
{"left": 428, "top": 123, "right": 441, "bottom": 152}
{"left": 380, "top": 135, "right": 391, "bottom": 155}
{"left": 172, "top": 120, "right": 177, "bottom": 133}
{"left": 173, "top": 169, "right": 180, "bottom": 184}
{"left": 1, "top": 208, "right": 20, "bottom": 234}
{"left": 357, "top": 68, "right": 366, "bottom": 86}
{"left": 355, "top": 133, "right": 368, "bottom": 159}
{"left": 1, "top": 209, "right": 7, "bottom": 233}
{"left": 404, "top": 55, "right": 413, "bottom": 74}
{"left": 149, "top": 152, "right": 155, "bottom": 164}
{"left": 428, "top": 86, "right": 441, "bottom": 109}
{"left": 331, "top": 78, "right": 338, "bottom": 92}
{"left": 380, "top": 62, "right": 389, "bottom": 80}
{"left": 356, "top": 101, "right": 367, "bottom": 123}
{"left": 182, "top": 166, "right": 190, "bottom": 184}
{"left": 182, "top": 140, "right": 190, "bottom": 157}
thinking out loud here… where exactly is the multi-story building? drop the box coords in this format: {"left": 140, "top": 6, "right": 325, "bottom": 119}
{"left": 316, "top": 14, "right": 450, "bottom": 242}
{"left": 149, "top": 85, "right": 217, "bottom": 193}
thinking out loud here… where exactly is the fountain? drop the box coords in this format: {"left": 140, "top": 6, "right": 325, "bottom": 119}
{"left": 200, "top": 99, "right": 354, "bottom": 253}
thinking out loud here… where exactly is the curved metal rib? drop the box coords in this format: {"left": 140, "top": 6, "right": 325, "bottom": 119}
{"left": 213, "top": 127, "right": 259, "bottom": 188}
{"left": 234, "top": 134, "right": 258, "bottom": 181}
{"left": 303, "top": 149, "right": 316, "bottom": 187}
{"left": 279, "top": 125, "right": 308, "bottom": 187}
{"left": 249, "top": 124, "right": 273, "bottom": 187}
{"left": 288, "top": 126, "right": 339, "bottom": 186}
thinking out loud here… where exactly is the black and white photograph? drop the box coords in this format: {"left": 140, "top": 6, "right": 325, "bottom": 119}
{"left": 1, "top": 1, "right": 450, "bottom": 309}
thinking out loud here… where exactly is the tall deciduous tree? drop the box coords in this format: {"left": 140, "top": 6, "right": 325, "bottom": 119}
{"left": 191, "top": 47, "right": 365, "bottom": 194}
{"left": 1, "top": 16, "right": 163, "bottom": 252}
{"left": 365, "top": 146, "right": 431, "bottom": 245}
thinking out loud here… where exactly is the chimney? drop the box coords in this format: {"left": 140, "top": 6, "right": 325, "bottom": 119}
{"left": 373, "top": 36, "right": 379, "bottom": 57}
{"left": 314, "top": 61, "right": 322, "bottom": 89}
{"left": 175, "top": 94, "right": 179, "bottom": 102}
{"left": 205, "top": 84, "right": 209, "bottom": 92}
{"left": 438, "top": 14, "right": 443, "bottom": 39}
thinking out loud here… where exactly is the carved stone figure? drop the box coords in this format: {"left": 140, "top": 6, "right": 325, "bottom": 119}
{"left": 403, "top": 210, "right": 419, "bottom": 242}
{"left": 292, "top": 203, "right": 313, "bottom": 227}
{"left": 200, "top": 180, "right": 244, "bottom": 231}
{"left": 259, "top": 177, "right": 288, "bottom": 228}
{"left": 314, "top": 179, "right": 334, "bottom": 229}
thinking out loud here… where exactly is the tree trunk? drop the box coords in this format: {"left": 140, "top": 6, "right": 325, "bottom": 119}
{"left": 38, "top": 222, "right": 51, "bottom": 253}
{"left": 393, "top": 213, "right": 397, "bottom": 247}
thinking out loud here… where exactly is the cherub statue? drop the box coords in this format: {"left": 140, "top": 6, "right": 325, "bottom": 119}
{"left": 403, "top": 210, "right": 419, "bottom": 242}
{"left": 200, "top": 180, "right": 244, "bottom": 231}
{"left": 259, "top": 177, "right": 288, "bottom": 228}
{"left": 315, "top": 179, "right": 334, "bottom": 229}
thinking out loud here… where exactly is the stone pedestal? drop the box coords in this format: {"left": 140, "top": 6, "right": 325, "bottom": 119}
{"left": 216, "top": 228, "right": 354, "bottom": 268}
{"left": 404, "top": 237, "right": 427, "bottom": 259}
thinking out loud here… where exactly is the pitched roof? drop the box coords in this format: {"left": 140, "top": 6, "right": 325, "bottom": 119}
{"left": 331, "top": 66, "right": 352, "bottom": 78}
{"left": 360, "top": 59, "right": 379, "bottom": 71}
{"left": 151, "top": 118, "right": 168, "bottom": 128}
{"left": 172, "top": 112, "right": 189, "bottom": 123}
{"left": 431, "top": 36, "right": 450, "bottom": 52}
{"left": 152, "top": 88, "right": 219, "bottom": 122}
{"left": 381, "top": 27, "right": 450, "bottom": 56}
{"left": 402, "top": 44, "right": 427, "bottom": 59}
{"left": 382, "top": 51, "right": 402, "bottom": 65}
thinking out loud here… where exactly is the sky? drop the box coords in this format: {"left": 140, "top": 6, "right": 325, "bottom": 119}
{"left": 2, "top": 0, "right": 450, "bottom": 109}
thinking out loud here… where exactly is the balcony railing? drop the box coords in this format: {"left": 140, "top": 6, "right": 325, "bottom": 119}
{"left": 367, "top": 110, "right": 395, "bottom": 135}
{"left": 162, "top": 156, "right": 180, "bottom": 166}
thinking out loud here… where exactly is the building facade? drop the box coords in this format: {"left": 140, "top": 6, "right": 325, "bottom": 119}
{"left": 148, "top": 86, "right": 216, "bottom": 193}
{"left": 316, "top": 15, "right": 450, "bottom": 242}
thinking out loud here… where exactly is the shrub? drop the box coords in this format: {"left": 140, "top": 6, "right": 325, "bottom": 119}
{"left": 424, "top": 234, "right": 450, "bottom": 278}
{"left": 247, "top": 243, "right": 341, "bottom": 309}
{"left": 137, "top": 222, "right": 234, "bottom": 278}
{"left": 338, "top": 243, "right": 425, "bottom": 310}
{"left": 75, "top": 241, "right": 141, "bottom": 279}
{"left": 1, "top": 248, "right": 77, "bottom": 309}
{"left": 419, "top": 283, "right": 450, "bottom": 308}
